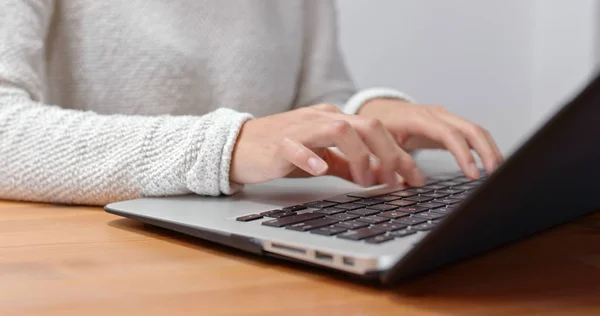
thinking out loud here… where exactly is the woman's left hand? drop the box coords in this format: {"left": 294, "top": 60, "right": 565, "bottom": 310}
{"left": 357, "top": 99, "right": 504, "bottom": 179}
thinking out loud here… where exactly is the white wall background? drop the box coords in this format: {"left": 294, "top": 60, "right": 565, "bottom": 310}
{"left": 336, "top": 0, "right": 600, "bottom": 172}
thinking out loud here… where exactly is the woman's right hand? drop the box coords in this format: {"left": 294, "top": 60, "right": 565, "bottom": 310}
{"left": 229, "top": 104, "right": 426, "bottom": 188}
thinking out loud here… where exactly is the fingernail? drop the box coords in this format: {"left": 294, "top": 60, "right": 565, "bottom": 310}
{"left": 396, "top": 173, "right": 405, "bottom": 184}
{"left": 468, "top": 162, "right": 480, "bottom": 179}
{"left": 364, "top": 170, "right": 375, "bottom": 186}
{"left": 411, "top": 168, "right": 425, "bottom": 186}
{"left": 308, "top": 157, "right": 327, "bottom": 174}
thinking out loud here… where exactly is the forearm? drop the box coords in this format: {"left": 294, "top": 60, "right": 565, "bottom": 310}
{"left": 0, "top": 93, "right": 251, "bottom": 205}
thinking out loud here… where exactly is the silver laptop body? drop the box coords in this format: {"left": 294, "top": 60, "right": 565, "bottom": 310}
{"left": 106, "top": 71, "right": 600, "bottom": 284}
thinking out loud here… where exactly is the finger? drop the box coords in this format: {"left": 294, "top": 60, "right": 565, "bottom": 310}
{"left": 479, "top": 129, "right": 503, "bottom": 169}
{"left": 277, "top": 137, "right": 329, "bottom": 176}
{"left": 311, "top": 103, "right": 343, "bottom": 113}
{"left": 348, "top": 116, "right": 425, "bottom": 187}
{"left": 305, "top": 120, "right": 375, "bottom": 187}
{"left": 438, "top": 114, "right": 500, "bottom": 174}
{"left": 321, "top": 149, "right": 354, "bottom": 183}
{"left": 323, "top": 149, "right": 393, "bottom": 187}
{"left": 367, "top": 156, "right": 400, "bottom": 185}
{"left": 483, "top": 129, "right": 504, "bottom": 166}
{"left": 323, "top": 149, "right": 376, "bottom": 185}
{"left": 411, "top": 116, "right": 480, "bottom": 179}
{"left": 401, "top": 135, "right": 443, "bottom": 150}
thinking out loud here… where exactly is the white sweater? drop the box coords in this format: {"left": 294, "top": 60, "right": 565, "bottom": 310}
{"left": 0, "top": 0, "right": 412, "bottom": 205}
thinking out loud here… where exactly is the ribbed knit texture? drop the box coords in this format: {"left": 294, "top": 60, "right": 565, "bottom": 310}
{"left": 0, "top": 0, "right": 411, "bottom": 205}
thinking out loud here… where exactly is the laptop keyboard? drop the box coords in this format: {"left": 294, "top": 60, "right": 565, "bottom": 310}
{"left": 236, "top": 172, "right": 486, "bottom": 244}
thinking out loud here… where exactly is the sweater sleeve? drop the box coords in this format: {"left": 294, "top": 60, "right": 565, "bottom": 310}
{"left": 0, "top": 0, "right": 252, "bottom": 205}
{"left": 293, "top": 0, "right": 416, "bottom": 114}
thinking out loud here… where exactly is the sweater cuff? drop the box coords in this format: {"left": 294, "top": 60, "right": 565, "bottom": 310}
{"left": 342, "top": 87, "right": 417, "bottom": 115}
{"left": 219, "top": 111, "right": 254, "bottom": 195}
{"left": 187, "top": 108, "right": 253, "bottom": 196}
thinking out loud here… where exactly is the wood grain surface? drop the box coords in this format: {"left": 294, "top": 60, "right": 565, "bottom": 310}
{"left": 1, "top": 200, "right": 600, "bottom": 316}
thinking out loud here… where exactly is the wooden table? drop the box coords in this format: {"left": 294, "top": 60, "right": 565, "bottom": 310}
{"left": 2, "top": 201, "right": 600, "bottom": 316}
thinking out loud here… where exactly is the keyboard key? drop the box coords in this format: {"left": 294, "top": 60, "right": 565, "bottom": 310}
{"left": 452, "top": 193, "right": 470, "bottom": 199}
{"left": 324, "top": 195, "right": 360, "bottom": 204}
{"left": 327, "top": 213, "right": 361, "bottom": 222}
{"left": 367, "top": 204, "right": 398, "bottom": 212}
{"left": 354, "top": 198, "right": 383, "bottom": 206}
{"left": 347, "top": 208, "right": 380, "bottom": 216}
{"left": 434, "top": 198, "right": 463, "bottom": 205}
{"left": 426, "top": 174, "right": 456, "bottom": 181}
{"left": 365, "top": 235, "right": 395, "bottom": 244}
{"left": 387, "top": 200, "right": 417, "bottom": 207}
{"left": 310, "top": 225, "right": 349, "bottom": 236}
{"left": 303, "top": 201, "right": 338, "bottom": 209}
{"left": 431, "top": 207, "right": 455, "bottom": 215}
{"left": 446, "top": 204, "right": 459, "bottom": 210}
{"left": 285, "top": 223, "right": 313, "bottom": 232}
{"left": 390, "top": 190, "right": 417, "bottom": 198}
{"left": 373, "top": 222, "right": 408, "bottom": 231}
{"left": 406, "top": 188, "right": 433, "bottom": 194}
{"left": 405, "top": 196, "right": 434, "bottom": 203}
{"left": 451, "top": 185, "right": 472, "bottom": 191}
{"left": 356, "top": 215, "right": 389, "bottom": 224}
{"left": 422, "top": 192, "right": 449, "bottom": 199}
{"left": 270, "top": 211, "right": 297, "bottom": 218}
{"left": 286, "top": 218, "right": 339, "bottom": 231}
{"left": 452, "top": 175, "right": 470, "bottom": 182}
{"left": 262, "top": 213, "right": 324, "bottom": 227}
{"left": 392, "top": 216, "right": 428, "bottom": 226}
{"left": 412, "top": 222, "right": 437, "bottom": 231}
{"left": 372, "top": 195, "right": 401, "bottom": 202}
{"left": 387, "top": 229, "right": 416, "bottom": 238}
{"left": 423, "top": 184, "right": 448, "bottom": 190}
{"left": 417, "top": 202, "right": 446, "bottom": 210}
{"left": 452, "top": 180, "right": 473, "bottom": 186}
{"left": 236, "top": 214, "right": 263, "bottom": 222}
{"left": 338, "top": 227, "right": 387, "bottom": 241}
{"left": 260, "top": 210, "right": 284, "bottom": 217}
{"left": 436, "top": 189, "right": 465, "bottom": 195}
{"left": 397, "top": 206, "right": 429, "bottom": 214}
{"left": 335, "top": 203, "right": 364, "bottom": 210}
{"left": 413, "top": 211, "right": 445, "bottom": 220}
{"left": 437, "top": 181, "right": 462, "bottom": 186}
{"left": 379, "top": 211, "right": 410, "bottom": 219}
{"left": 281, "top": 205, "right": 307, "bottom": 212}
{"left": 314, "top": 207, "right": 346, "bottom": 215}
{"left": 347, "top": 186, "right": 402, "bottom": 198}
{"left": 336, "top": 220, "right": 370, "bottom": 230}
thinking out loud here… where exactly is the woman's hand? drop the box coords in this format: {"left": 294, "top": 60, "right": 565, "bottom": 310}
{"left": 358, "top": 99, "right": 503, "bottom": 179}
{"left": 230, "top": 104, "right": 425, "bottom": 188}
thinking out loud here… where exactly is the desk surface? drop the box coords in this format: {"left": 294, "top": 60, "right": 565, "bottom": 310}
{"left": 2, "top": 201, "right": 600, "bottom": 316}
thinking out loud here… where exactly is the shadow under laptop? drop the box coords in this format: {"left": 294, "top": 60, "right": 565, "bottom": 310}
{"left": 108, "top": 211, "right": 600, "bottom": 311}
{"left": 391, "top": 212, "right": 600, "bottom": 311}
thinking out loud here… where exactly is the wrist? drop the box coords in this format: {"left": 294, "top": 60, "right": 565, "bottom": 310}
{"left": 229, "top": 118, "right": 253, "bottom": 185}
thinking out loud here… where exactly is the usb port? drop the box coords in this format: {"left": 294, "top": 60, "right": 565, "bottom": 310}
{"left": 342, "top": 256, "right": 355, "bottom": 266}
{"left": 315, "top": 251, "right": 333, "bottom": 262}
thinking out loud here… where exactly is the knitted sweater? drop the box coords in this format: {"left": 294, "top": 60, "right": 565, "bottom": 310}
{"left": 0, "top": 0, "right": 412, "bottom": 205}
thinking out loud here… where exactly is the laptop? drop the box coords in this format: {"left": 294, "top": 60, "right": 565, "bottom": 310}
{"left": 105, "top": 72, "right": 600, "bottom": 285}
